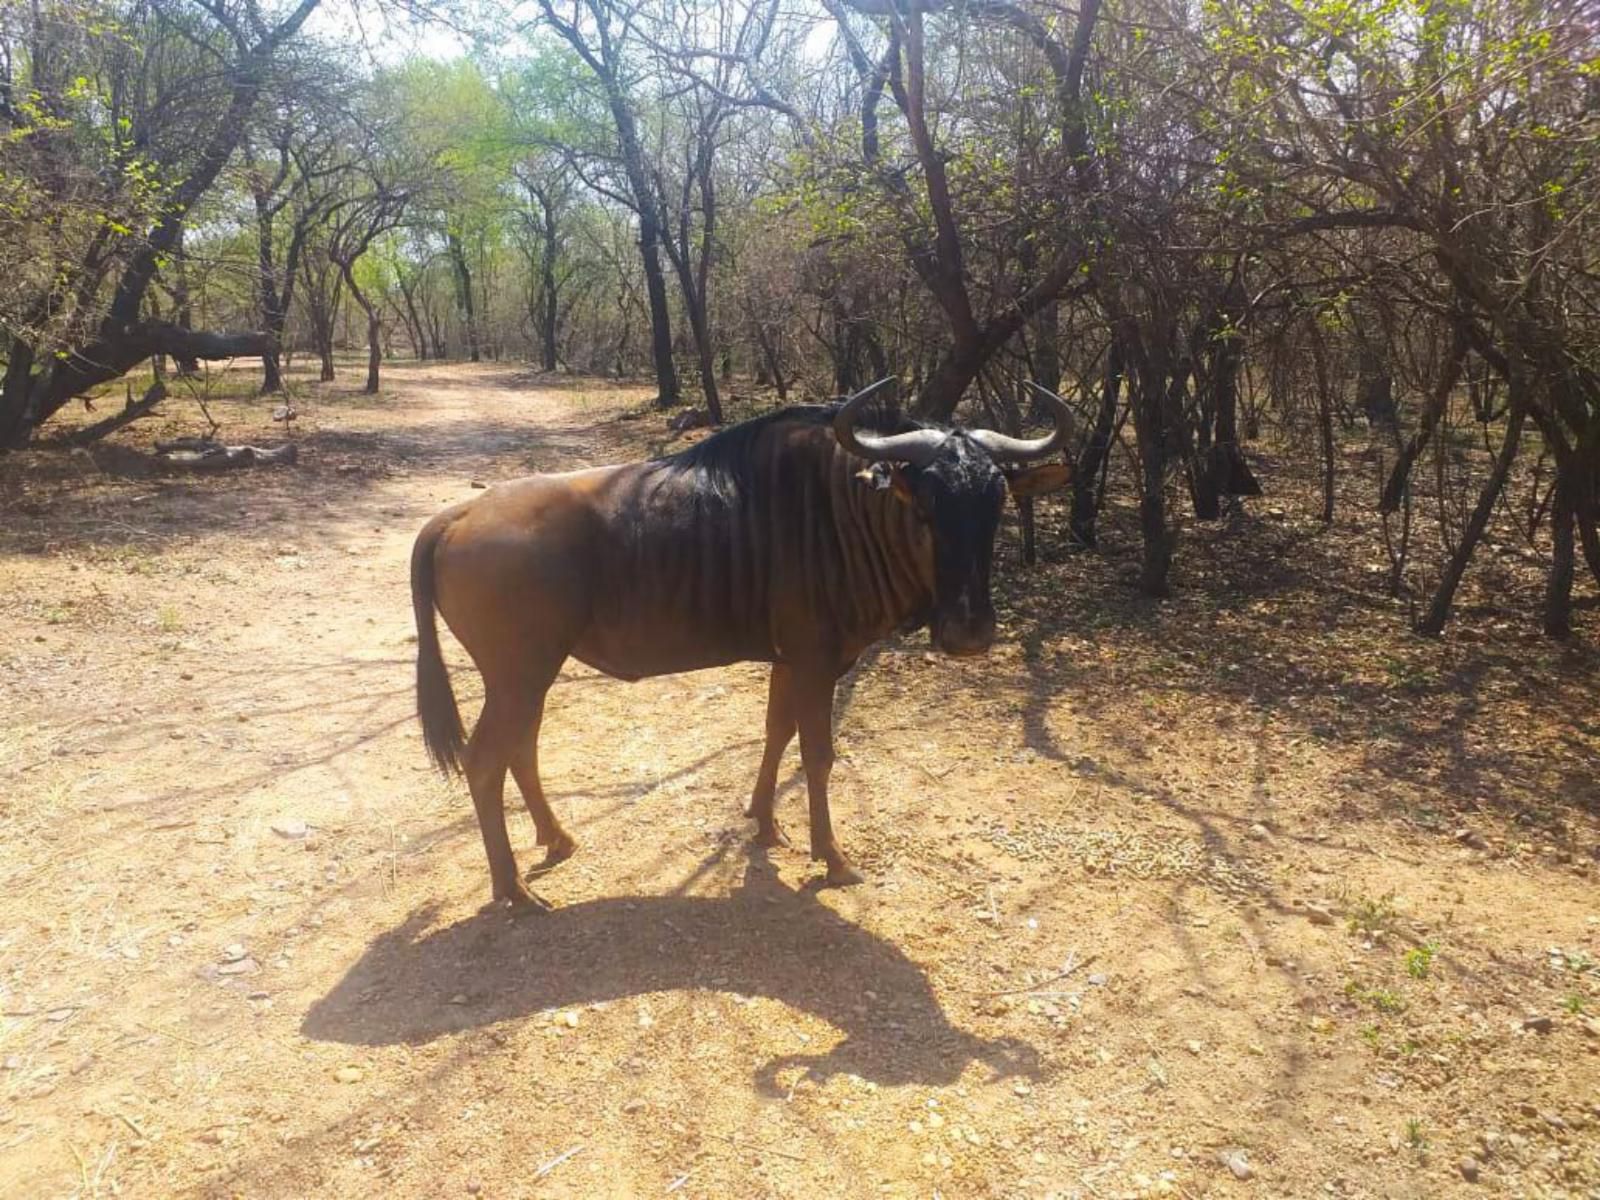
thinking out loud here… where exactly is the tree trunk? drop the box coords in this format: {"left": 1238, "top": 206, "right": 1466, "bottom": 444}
{"left": 1309, "top": 323, "right": 1336, "bottom": 523}
{"left": 1356, "top": 335, "right": 1397, "bottom": 432}
{"left": 365, "top": 310, "right": 381, "bottom": 393}
{"left": 168, "top": 230, "right": 201, "bottom": 379}
{"left": 1206, "top": 333, "right": 1259, "bottom": 500}
{"left": 1030, "top": 298, "right": 1060, "bottom": 395}
{"left": 1134, "top": 396, "right": 1172, "bottom": 597}
{"left": 0, "top": 337, "right": 39, "bottom": 447}
{"left": 447, "top": 232, "right": 480, "bottom": 364}
{"left": 253, "top": 186, "right": 287, "bottom": 394}
{"left": 1123, "top": 333, "right": 1173, "bottom": 597}
{"left": 1544, "top": 468, "right": 1577, "bottom": 638}
{"left": 1380, "top": 330, "right": 1468, "bottom": 513}
{"left": 260, "top": 337, "right": 285, "bottom": 392}
{"left": 398, "top": 281, "right": 427, "bottom": 360}
{"left": 637, "top": 213, "right": 679, "bottom": 406}
{"left": 338, "top": 262, "right": 382, "bottom": 395}
{"left": 915, "top": 342, "right": 984, "bottom": 421}
{"left": 310, "top": 294, "right": 337, "bottom": 382}
{"left": 1018, "top": 496, "right": 1037, "bottom": 566}
{"left": 539, "top": 264, "right": 559, "bottom": 371}
{"left": 1416, "top": 404, "right": 1525, "bottom": 636}
{"left": 1579, "top": 488, "right": 1600, "bottom": 591}
{"left": 670, "top": 257, "right": 722, "bottom": 423}
{"left": 754, "top": 324, "right": 787, "bottom": 401}
{"left": 1070, "top": 339, "right": 1123, "bottom": 549}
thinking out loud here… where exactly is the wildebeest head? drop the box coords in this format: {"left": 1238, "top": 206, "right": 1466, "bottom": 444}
{"left": 834, "top": 379, "right": 1074, "bottom": 657}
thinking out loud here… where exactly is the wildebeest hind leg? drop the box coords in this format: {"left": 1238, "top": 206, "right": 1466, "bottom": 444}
{"left": 507, "top": 676, "right": 578, "bottom": 872}
{"left": 793, "top": 673, "right": 865, "bottom": 886}
{"left": 465, "top": 689, "right": 550, "bottom": 911}
{"left": 746, "top": 664, "right": 796, "bottom": 848}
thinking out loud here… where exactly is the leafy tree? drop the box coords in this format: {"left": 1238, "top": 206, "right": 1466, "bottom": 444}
{"left": 0, "top": 0, "right": 321, "bottom": 446}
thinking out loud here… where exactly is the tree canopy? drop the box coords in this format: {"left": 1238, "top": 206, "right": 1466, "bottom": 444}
{"left": 3, "top": 0, "right": 1597, "bottom": 632}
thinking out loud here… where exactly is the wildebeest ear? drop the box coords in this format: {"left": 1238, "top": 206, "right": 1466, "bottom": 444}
{"left": 1005, "top": 462, "right": 1072, "bottom": 499}
{"left": 855, "top": 463, "right": 916, "bottom": 503}
{"left": 854, "top": 464, "right": 893, "bottom": 491}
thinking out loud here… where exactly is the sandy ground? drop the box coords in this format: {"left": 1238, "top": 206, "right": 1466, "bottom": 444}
{"left": 2, "top": 360, "right": 1598, "bottom": 1200}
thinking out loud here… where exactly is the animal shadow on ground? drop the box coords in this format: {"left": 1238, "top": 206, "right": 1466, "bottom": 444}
{"left": 303, "top": 848, "right": 1037, "bottom": 1094}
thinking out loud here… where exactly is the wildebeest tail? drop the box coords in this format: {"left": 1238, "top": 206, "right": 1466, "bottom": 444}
{"left": 410, "top": 515, "right": 465, "bottom": 775}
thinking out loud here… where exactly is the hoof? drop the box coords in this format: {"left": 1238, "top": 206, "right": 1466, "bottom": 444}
{"left": 823, "top": 861, "right": 867, "bottom": 887}
{"left": 528, "top": 834, "right": 578, "bottom": 875}
{"left": 490, "top": 882, "right": 553, "bottom": 913}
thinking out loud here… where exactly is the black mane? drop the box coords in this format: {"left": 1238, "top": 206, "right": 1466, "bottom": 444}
{"left": 656, "top": 403, "right": 934, "bottom": 500}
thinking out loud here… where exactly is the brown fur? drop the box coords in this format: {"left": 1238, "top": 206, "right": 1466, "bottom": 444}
{"left": 411, "top": 407, "right": 1067, "bottom": 905}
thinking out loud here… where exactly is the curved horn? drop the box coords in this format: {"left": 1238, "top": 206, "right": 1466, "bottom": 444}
{"left": 968, "top": 381, "right": 1076, "bottom": 462}
{"left": 832, "top": 378, "right": 946, "bottom": 466}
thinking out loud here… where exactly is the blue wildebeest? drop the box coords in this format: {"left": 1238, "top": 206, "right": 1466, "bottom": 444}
{"left": 410, "top": 379, "right": 1073, "bottom": 906}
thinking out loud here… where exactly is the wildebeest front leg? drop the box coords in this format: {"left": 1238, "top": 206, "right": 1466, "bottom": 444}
{"left": 793, "top": 672, "right": 865, "bottom": 886}
{"left": 746, "top": 664, "right": 796, "bottom": 848}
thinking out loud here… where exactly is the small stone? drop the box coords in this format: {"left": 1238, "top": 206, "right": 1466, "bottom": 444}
{"left": 335, "top": 1066, "right": 364, "bottom": 1084}
{"left": 1248, "top": 824, "right": 1269, "bottom": 840}
{"left": 1541, "top": 1111, "right": 1567, "bottom": 1131}
{"left": 563, "top": 1010, "right": 579, "bottom": 1028}
{"left": 1518, "top": 1102, "right": 1539, "bottom": 1118}
{"left": 1303, "top": 905, "right": 1337, "bottom": 927}
{"left": 465, "top": 1181, "right": 482, "bottom": 1195}
{"left": 1216, "top": 1149, "right": 1253, "bottom": 1180}
{"left": 217, "top": 957, "right": 259, "bottom": 976}
{"left": 1458, "top": 1156, "right": 1480, "bottom": 1183}
{"left": 1581, "top": 1017, "right": 1600, "bottom": 1039}
{"left": 271, "top": 818, "right": 309, "bottom": 840}
{"left": 449, "top": 994, "right": 468, "bottom": 1005}
{"left": 1087, "top": 973, "right": 1108, "bottom": 987}
{"left": 1455, "top": 828, "right": 1488, "bottom": 850}
{"left": 1522, "top": 1015, "right": 1554, "bottom": 1034}
{"left": 622, "top": 1099, "right": 646, "bottom": 1114}
{"left": 221, "top": 943, "right": 248, "bottom": 963}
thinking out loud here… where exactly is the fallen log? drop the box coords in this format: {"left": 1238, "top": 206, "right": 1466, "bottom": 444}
{"left": 154, "top": 439, "right": 298, "bottom": 472}
{"left": 62, "top": 381, "right": 169, "bottom": 447}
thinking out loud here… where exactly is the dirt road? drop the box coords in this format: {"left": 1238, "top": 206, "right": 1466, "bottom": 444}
{"left": 2, "top": 362, "right": 1597, "bottom": 1198}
